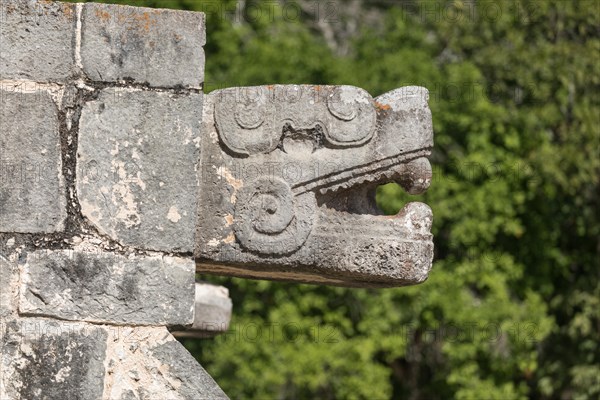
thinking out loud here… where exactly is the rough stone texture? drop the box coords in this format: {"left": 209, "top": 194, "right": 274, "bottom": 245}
{"left": 103, "top": 326, "right": 228, "bottom": 399}
{"left": 19, "top": 250, "right": 195, "bottom": 326}
{"left": 173, "top": 283, "right": 232, "bottom": 338}
{"left": 0, "top": 86, "right": 67, "bottom": 233}
{"left": 196, "top": 85, "right": 435, "bottom": 287}
{"left": 0, "top": 318, "right": 107, "bottom": 400}
{"left": 0, "top": 255, "right": 17, "bottom": 319}
{"left": 0, "top": 0, "right": 76, "bottom": 82}
{"left": 0, "top": 320, "right": 228, "bottom": 400}
{"left": 149, "top": 339, "right": 229, "bottom": 399}
{"left": 77, "top": 88, "right": 202, "bottom": 253}
{"left": 81, "top": 3, "right": 206, "bottom": 88}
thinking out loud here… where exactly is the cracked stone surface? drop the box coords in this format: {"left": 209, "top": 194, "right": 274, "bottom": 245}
{"left": 148, "top": 338, "right": 229, "bottom": 399}
{"left": 77, "top": 88, "right": 202, "bottom": 253}
{"left": 19, "top": 250, "right": 195, "bottom": 326}
{"left": 0, "top": 86, "right": 67, "bottom": 233}
{"left": 101, "top": 326, "right": 228, "bottom": 400}
{"left": 0, "top": 1, "right": 232, "bottom": 399}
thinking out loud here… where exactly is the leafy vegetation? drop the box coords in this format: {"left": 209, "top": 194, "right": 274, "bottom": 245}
{"left": 72, "top": 0, "right": 600, "bottom": 398}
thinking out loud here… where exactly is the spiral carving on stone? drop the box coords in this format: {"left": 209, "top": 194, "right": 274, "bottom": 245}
{"left": 234, "top": 177, "right": 315, "bottom": 255}
{"left": 214, "top": 87, "right": 279, "bottom": 155}
{"left": 325, "top": 86, "right": 376, "bottom": 145}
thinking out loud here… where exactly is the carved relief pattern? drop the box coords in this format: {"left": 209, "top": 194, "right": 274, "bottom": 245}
{"left": 214, "top": 85, "right": 377, "bottom": 156}
{"left": 198, "top": 84, "right": 435, "bottom": 287}
{"left": 234, "top": 178, "right": 315, "bottom": 255}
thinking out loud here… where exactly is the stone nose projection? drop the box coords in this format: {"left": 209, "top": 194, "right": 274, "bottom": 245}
{"left": 0, "top": 1, "right": 434, "bottom": 399}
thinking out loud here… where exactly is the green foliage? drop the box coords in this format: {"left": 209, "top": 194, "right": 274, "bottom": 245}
{"left": 192, "top": 2, "right": 599, "bottom": 398}
{"left": 71, "top": 0, "right": 599, "bottom": 398}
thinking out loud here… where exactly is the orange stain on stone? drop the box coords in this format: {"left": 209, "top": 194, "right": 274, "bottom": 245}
{"left": 93, "top": 9, "right": 158, "bottom": 33}
{"left": 375, "top": 101, "right": 391, "bottom": 111}
{"left": 95, "top": 8, "right": 111, "bottom": 23}
{"left": 58, "top": 3, "right": 74, "bottom": 19}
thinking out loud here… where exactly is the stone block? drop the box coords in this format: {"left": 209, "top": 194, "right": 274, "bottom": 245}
{"left": 102, "top": 326, "right": 229, "bottom": 399}
{"left": 149, "top": 338, "right": 229, "bottom": 399}
{"left": 0, "top": 320, "right": 228, "bottom": 399}
{"left": 19, "top": 250, "right": 195, "bottom": 326}
{"left": 173, "top": 283, "right": 232, "bottom": 338}
{"left": 0, "top": 0, "right": 76, "bottom": 82}
{"left": 0, "top": 85, "right": 66, "bottom": 233}
{"left": 80, "top": 3, "right": 205, "bottom": 88}
{"left": 0, "top": 318, "right": 107, "bottom": 400}
{"left": 0, "top": 255, "right": 18, "bottom": 318}
{"left": 77, "top": 88, "right": 202, "bottom": 252}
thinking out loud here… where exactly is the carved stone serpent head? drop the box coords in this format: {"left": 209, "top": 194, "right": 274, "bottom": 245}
{"left": 196, "top": 85, "right": 434, "bottom": 287}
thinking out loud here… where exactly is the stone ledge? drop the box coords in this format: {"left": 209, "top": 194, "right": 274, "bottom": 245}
{"left": 173, "top": 282, "right": 232, "bottom": 339}
{"left": 19, "top": 250, "right": 195, "bottom": 326}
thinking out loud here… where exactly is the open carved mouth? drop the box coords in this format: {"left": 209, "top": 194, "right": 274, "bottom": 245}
{"left": 305, "top": 152, "right": 435, "bottom": 287}
{"left": 314, "top": 154, "right": 433, "bottom": 215}
{"left": 197, "top": 84, "right": 435, "bottom": 288}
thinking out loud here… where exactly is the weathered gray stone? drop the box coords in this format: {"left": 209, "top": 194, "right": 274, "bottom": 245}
{"left": 0, "top": 0, "right": 76, "bottom": 82}
{"left": 0, "top": 318, "right": 107, "bottom": 400}
{"left": 0, "top": 85, "right": 66, "bottom": 233}
{"left": 19, "top": 250, "right": 195, "bottom": 326}
{"left": 101, "top": 326, "right": 229, "bottom": 399}
{"left": 173, "top": 282, "right": 232, "bottom": 338}
{"left": 196, "top": 85, "right": 434, "bottom": 287}
{"left": 77, "top": 88, "right": 202, "bottom": 252}
{"left": 149, "top": 339, "right": 229, "bottom": 399}
{"left": 0, "top": 255, "right": 17, "bottom": 319}
{"left": 1, "top": 320, "right": 228, "bottom": 400}
{"left": 80, "top": 3, "right": 205, "bottom": 88}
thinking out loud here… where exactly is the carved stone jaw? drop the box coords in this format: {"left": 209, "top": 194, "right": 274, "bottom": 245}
{"left": 196, "top": 85, "right": 434, "bottom": 288}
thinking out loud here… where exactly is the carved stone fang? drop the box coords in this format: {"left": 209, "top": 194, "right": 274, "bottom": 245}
{"left": 196, "top": 85, "right": 435, "bottom": 288}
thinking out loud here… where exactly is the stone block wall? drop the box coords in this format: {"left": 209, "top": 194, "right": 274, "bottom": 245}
{"left": 1, "top": 1, "right": 227, "bottom": 398}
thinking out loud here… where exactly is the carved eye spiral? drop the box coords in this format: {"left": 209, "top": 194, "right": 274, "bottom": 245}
{"left": 234, "top": 177, "right": 315, "bottom": 255}
{"left": 234, "top": 100, "right": 265, "bottom": 129}
{"left": 327, "top": 87, "right": 359, "bottom": 121}
{"left": 214, "top": 88, "right": 280, "bottom": 155}
{"left": 325, "top": 86, "right": 376, "bottom": 145}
